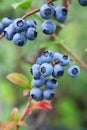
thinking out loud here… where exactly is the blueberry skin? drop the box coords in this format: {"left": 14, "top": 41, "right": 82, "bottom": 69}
{"left": 40, "top": 63, "right": 53, "bottom": 77}
{"left": 78, "top": 0, "right": 87, "bottom": 6}
{"left": 52, "top": 64, "right": 64, "bottom": 78}
{"left": 36, "top": 57, "right": 44, "bottom": 65}
{"left": 26, "top": 19, "right": 37, "bottom": 29}
{"left": 13, "top": 33, "right": 27, "bottom": 46}
{"left": 54, "top": 6, "right": 68, "bottom": 23}
{"left": 67, "top": 65, "right": 80, "bottom": 77}
{"left": 30, "top": 87, "right": 43, "bottom": 101}
{"left": 0, "top": 22, "right": 4, "bottom": 34}
{"left": 25, "top": 27, "right": 37, "bottom": 40}
{"left": 41, "top": 20, "right": 56, "bottom": 35}
{"left": 53, "top": 52, "right": 63, "bottom": 61}
{"left": 32, "top": 76, "right": 45, "bottom": 88}
{"left": 45, "top": 78, "right": 58, "bottom": 89}
{"left": 2, "top": 17, "right": 13, "bottom": 27}
{"left": 4, "top": 24, "right": 16, "bottom": 40}
{"left": 31, "top": 64, "right": 41, "bottom": 78}
{"left": 13, "top": 18, "right": 27, "bottom": 32}
{"left": 43, "top": 89, "right": 54, "bottom": 100}
{"left": 40, "top": 4, "right": 54, "bottom": 19}
{"left": 59, "top": 55, "right": 70, "bottom": 66}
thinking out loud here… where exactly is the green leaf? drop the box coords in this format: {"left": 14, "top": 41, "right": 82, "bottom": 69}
{"left": 7, "top": 73, "right": 29, "bottom": 88}
{"left": 40, "top": 40, "right": 56, "bottom": 49}
{"left": 11, "top": 107, "right": 20, "bottom": 123}
{"left": 85, "top": 48, "right": 87, "bottom": 52}
{"left": 12, "top": 0, "right": 32, "bottom": 9}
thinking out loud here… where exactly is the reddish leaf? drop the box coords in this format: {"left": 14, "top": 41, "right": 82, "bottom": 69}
{"left": 18, "top": 121, "right": 27, "bottom": 127}
{"left": 32, "top": 100, "right": 53, "bottom": 110}
{"left": 7, "top": 73, "right": 29, "bottom": 88}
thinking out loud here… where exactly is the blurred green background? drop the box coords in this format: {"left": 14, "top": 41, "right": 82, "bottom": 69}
{"left": 0, "top": 0, "right": 87, "bottom": 130}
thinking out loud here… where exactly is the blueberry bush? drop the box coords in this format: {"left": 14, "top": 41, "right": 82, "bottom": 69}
{"left": 0, "top": 0, "right": 87, "bottom": 130}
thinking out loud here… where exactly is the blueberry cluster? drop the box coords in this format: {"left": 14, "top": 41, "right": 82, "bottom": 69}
{"left": 30, "top": 50, "right": 80, "bottom": 101}
{"left": 78, "top": 0, "right": 87, "bottom": 6}
{"left": 0, "top": 17, "right": 37, "bottom": 46}
{"left": 40, "top": 3, "right": 68, "bottom": 35}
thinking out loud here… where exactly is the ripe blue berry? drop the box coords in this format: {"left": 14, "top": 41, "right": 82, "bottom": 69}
{"left": 26, "top": 19, "right": 37, "bottom": 29}
{"left": 30, "top": 87, "right": 43, "bottom": 101}
{"left": 40, "top": 63, "right": 53, "bottom": 77}
{"left": 25, "top": 27, "right": 37, "bottom": 40}
{"left": 36, "top": 56, "right": 44, "bottom": 65}
{"left": 2, "top": 17, "right": 13, "bottom": 27}
{"left": 67, "top": 65, "right": 80, "bottom": 77}
{"left": 45, "top": 78, "right": 58, "bottom": 89}
{"left": 13, "top": 33, "right": 27, "bottom": 46}
{"left": 53, "top": 52, "right": 63, "bottom": 61}
{"left": 78, "top": 0, "right": 87, "bottom": 6}
{"left": 59, "top": 55, "right": 70, "bottom": 66}
{"left": 31, "top": 64, "right": 41, "bottom": 78}
{"left": 43, "top": 89, "right": 54, "bottom": 100}
{"left": 4, "top": 24, "right": 16, "bottom": 40}
{"left": 41, "top": 50, "right": 54, "bottom": 63}
{"left": 41, "top": 20, "right": 56, "bottom": 35}
{"left": 52, "top": 64, "right": 64, "bottom": 78}
{"left": 40, "top": 4, "right": 54, "bottom": 19}
{"left": 13, "top": 18, "right": 27, "bottom": 32}
{"left": 0, "top": 22, "right": 4, "bottom": 34}
{"left": 54, "top": 6, "right": 68, "bottom": 23}
{"left": 32, "top": 76, "right": 45, "bottom": 88}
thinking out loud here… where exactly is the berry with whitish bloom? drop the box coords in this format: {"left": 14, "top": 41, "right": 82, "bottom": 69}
{"left": 30, "top": 87, "right": 43, "bottom": 101}
{"left": 41, "top": 20, "right": 56, "bottom": 35}
{"left": 40, "top": 4, "right": 54, "bottom": 19}
{"left": 4, "top": 24, "right": 16, "bottom": 40}
{"left": 2, "top": 17, "right": 13, "bottom": 27}
{"left": 0, "top": 22, "right": 4, "bottom": 34}
{"left": 13, "top": 18, "right": 27, "bottom": 32}
{"left": 13, "top": 33, "right": 27, "bottom": 46}
{"left": 25, "top": 27, "right": 37, "bottom": 40}
{"left": 52, "top": 64, "right": 64, "bottom": 78}
{"left": 26, "top": 19, "right": 37, "bottom": 29}
{"left": 45, "top": 78, "right": 58, "bottom": 89}
{"left": 31, "top": 64, "right": 41, "bottom": 78}
{"left": 43, "top": 89, "right": 54, "bottom": 100}
{"left": 40, "top": 63, "right": 53, "bottom": 77}
{"left": 67, "top": 65, "right": 80, "bottom": 77}
{"left": 41, "top": 50, "right": 54, "bottom": 63}
{"left": 54, "top": 6, "right": 68, "bottom": 23}
{"left": 53, "top": 52, "right": 63, "bottom": 61}
{"left": 32, "top": 76, "right": 45, "bottom": 88}
{"left": 78, "top": 0, "right": 87, "bottom": 6}
{"left": 36, "top": 56, "right": 44, "bottom": 65}
{"left": 59, "top": 55, "right": 70, "bottom": 66}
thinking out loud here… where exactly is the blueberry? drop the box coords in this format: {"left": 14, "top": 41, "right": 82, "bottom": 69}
{"left": 41, "top": 50, "right": 54, "bottom": 63}
{"left": 26, "top": 19, "right": 37, "bottom": 29}
{"left": 78, "top": 0, "right": 87, "bottom": 6}
{"left": 67, "top": 65, "right": 80, "bottom": 77}
{"left": 53, "top": 52, "right": 63, "bottom": 61}
{"left": 52, "top": 64, "right": 64, "bottom": 78}
{"left": 45, "top": 78, "right": 58, "bottom": 89}
{"left": 40, "top": 4, "right": 54, "bottom": 19}
{"left": 59, "top": 55, "right": 70, "bottom": 66}
{"left": 43, "top": 89, "right": 54, "bottom": 100}
{"left": 36, "top": 57, "right": 44, "bottom": 65}
{"left": 2, "top": 17, "right": 13, "bottom": 27}
{"left": 4, "top": 24, "right": 16, "bottom": 40}
{"left": 30, "top": 87, "right": 43, "bottom": 101}
{"left": 32, "top": 76, "right": 45, "bottom": 88}
{"left": 25, "top": 27, "right": 37, "bottom": 40}
{"left": 0, "top": 22, "right": 4, "bottom": 34}
{"left": 31, "top": 64, "right": 41, "bottom": 78}
{"left": 54, "top": 6, "right": 68, "bottom": 23}
{"left": 41, "top": 20, "right": 56, "bottom": 35}
{"left": 13, "top": 18, "right": 27, "bottom": 32}
{"left": 13, "top": 33, "right": 27, "bottom": 46}
{"left": 40, "top": 63, "right": 53, "bottom": 77}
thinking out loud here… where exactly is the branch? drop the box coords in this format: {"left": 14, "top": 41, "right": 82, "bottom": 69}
{"left": 52, "top": 34, "right": 87, "bottom": 70}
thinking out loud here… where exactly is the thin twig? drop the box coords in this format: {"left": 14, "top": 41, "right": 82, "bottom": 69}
{"left": 63, "top": 0, "right": 71, "bottom": 10}
{"left": 52, "top": 34, "right": 87, "bottom": 70}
